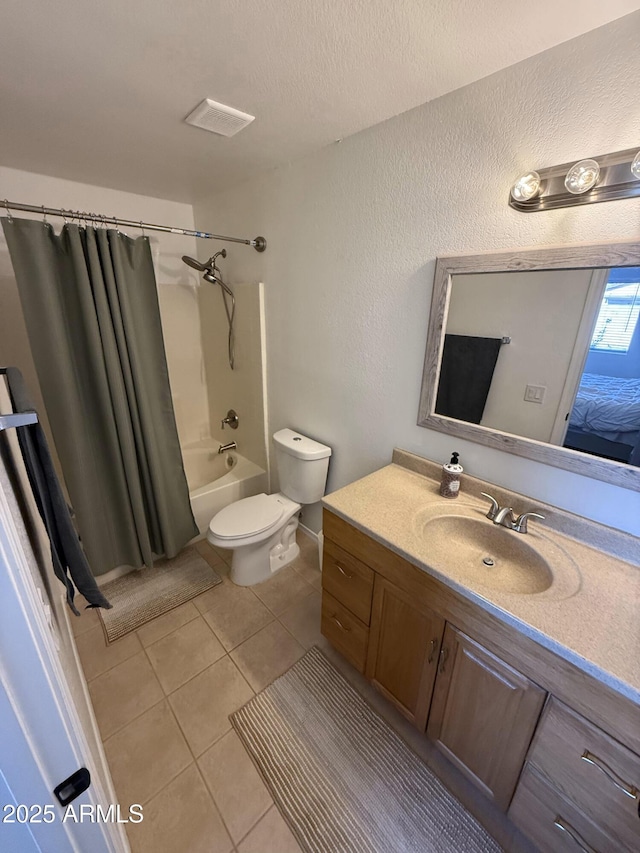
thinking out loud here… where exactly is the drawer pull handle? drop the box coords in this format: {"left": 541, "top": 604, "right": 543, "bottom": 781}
{"left": 580, "top": 750, "right": 639, "bottom": 800}
{"left": 438, "top": 646, "right": 449, "bottom": 674}
{"left": 335, "top": 564, "right": 354, "bottom": 580}
{"left": 553, "top": 816, "right": 596, "bottom": 853}
{"left": 331, "top": 615, "right": 351, "bottom": 633}
{"left": 427, "top": 638, "right": 439, "bottom": 664}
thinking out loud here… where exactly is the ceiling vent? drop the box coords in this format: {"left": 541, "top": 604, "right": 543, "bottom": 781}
{"left": 184, "top": 98, "right": 255, "bottom": 137}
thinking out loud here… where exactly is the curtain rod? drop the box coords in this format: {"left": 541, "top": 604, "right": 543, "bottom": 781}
{"left": 1, "top": 199, "right": 267, "bottom": 252}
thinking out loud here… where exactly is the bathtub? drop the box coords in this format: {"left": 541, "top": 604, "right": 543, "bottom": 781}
{"left": 182, "top": 440, "right": 268, "bottom": 536}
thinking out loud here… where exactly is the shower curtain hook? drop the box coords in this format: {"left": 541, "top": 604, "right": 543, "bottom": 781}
{"left": 41, "top": 205, "right": 48, "bottom": 224}
{"left": 62, "top": 208, "right": 69, "bottom": 224}
{"left": 4, "top": 200, "right": 13, "bottom": 222}
{"left": 140, "top": 220, "right": 145, "bottom": 238}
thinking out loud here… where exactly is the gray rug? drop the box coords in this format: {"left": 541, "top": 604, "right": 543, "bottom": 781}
{"left": 98, "top": 546, "right": 222, "bottom": 643}
{"left": 231, "top": 646, "right": 502, "bottom": 853}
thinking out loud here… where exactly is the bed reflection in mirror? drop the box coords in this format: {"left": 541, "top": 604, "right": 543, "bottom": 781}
{"left": 435, "top": 266, "right": 640, "bottom": 468}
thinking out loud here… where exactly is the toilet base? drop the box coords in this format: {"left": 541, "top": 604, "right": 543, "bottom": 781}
{"left": 228, "top": 509, "right": 301, "bottom": 586}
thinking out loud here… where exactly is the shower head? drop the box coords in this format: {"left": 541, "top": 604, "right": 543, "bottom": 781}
{"left": 181, "top": 254, "right": 208, "bottom": 272}
{"left": 183, "top": 250, "right": 232, "bottom": 297}
{"left": 182, "top": 249, "right": 227, "bottom": 275}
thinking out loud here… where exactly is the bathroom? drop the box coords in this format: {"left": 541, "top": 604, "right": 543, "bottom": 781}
{"left": 1, "top": 4, "right": 639, "bottom": 852}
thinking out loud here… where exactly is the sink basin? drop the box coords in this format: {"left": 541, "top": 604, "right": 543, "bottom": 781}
{"left": 412, "top": 503, "right": 581, "bottom": 599}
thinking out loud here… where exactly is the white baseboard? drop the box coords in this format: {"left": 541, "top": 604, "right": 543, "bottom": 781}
{"left": 297, "top": 522, "right": 320, "bottom": 544}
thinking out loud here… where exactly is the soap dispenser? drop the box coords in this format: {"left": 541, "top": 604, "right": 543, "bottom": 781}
{"left": 440, "top": 452, "right": 463, "bottom": 498}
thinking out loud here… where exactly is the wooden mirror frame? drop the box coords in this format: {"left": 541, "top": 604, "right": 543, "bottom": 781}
{"left": 417, "top": 240, "right": 640, "bottom": 492}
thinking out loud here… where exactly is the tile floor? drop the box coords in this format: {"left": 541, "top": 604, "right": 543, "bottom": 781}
{"left": 74, "top": 533, "right": 527, "bottom": 853}
{"left": 74, "top": 533, "right": 327, "bottom": 853}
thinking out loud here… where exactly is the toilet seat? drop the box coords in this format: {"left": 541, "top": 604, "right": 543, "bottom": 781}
{"left": 209, "top": 493, "right": 284, "bottom": 541}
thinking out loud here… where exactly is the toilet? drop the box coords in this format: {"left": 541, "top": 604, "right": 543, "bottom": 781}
{"left": 207, "top": 429, "right": 331, "bottom": 586}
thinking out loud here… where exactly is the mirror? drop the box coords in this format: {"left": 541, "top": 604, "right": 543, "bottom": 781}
{"left": 418, "top": 241, "right": 640, "bottom": 492}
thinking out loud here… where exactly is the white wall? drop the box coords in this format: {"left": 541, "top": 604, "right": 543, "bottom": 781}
{"left": 192, "top": 13, "right": 640, "bottom": 536}
{"left": 0, "top": 166, "right": 209, "bottom": 448}
{"left": 447, "top": 270, "right": 593, "bottom": 442}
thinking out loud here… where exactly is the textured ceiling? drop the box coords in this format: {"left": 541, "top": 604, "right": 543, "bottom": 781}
{"left": 1, "top": 0, "right": 639, "bottom": 202}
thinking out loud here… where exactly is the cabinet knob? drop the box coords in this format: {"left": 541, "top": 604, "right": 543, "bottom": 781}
{"left": 580, "top": 750, "right": 639, "bottom": 799}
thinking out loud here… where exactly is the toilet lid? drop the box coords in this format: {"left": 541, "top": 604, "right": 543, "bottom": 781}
{"left": 209, "top": 493, "right": 284, "bottom": 540}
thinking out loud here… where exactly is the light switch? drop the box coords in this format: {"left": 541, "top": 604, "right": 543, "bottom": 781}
{"left": 524, "top": 384, "right": 546, "bottom": 403}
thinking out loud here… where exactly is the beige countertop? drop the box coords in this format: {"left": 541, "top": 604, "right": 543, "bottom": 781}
{"left": 322, "top": 450, "right": 640, "bottom": 704}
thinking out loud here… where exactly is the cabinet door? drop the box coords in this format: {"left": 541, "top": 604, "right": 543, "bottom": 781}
{"left": 366, "top": 576, "right": 445, "bottom": 730}
{"left": 427, "top": 624, "right": 545, "bottom": 811}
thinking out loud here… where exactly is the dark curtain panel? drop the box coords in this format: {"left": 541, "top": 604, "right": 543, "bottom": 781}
{"left": 2, "top": 217, "right": 198, "bottom": 575}
{"left": 435, "top": 334, "right": 502, "bottom": 424}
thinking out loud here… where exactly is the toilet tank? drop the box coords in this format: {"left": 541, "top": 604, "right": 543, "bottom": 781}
{"left": 273, "top": 429, "right": 332, "bottom": 504}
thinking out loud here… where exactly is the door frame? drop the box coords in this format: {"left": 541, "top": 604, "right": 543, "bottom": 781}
{"left": 550, "top": 268, "right": 609, "bottom": 445}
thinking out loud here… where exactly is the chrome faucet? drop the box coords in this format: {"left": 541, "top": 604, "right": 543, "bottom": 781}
{"left": 481, "top": 493, "right": 545, "bottom": 534}
{"left": 218, "top": 441, "right": 237, "bottom": 454}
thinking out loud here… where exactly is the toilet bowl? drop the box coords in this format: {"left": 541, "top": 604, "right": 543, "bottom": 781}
{"left": 207, "top": 429, "right": 331, "bottom": 586}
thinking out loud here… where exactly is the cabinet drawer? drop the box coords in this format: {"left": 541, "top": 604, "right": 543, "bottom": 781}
{"left": 322, "top": 538, "right": 374, "bottom": 625}
{"left": 528, "top": 697, "right": 640, "bottom": 850}
{"left": 321, "top": 590, "right": 369, "bottom": 673}
{"left": 510, "top": 764, "right": 620, "bottom": 853}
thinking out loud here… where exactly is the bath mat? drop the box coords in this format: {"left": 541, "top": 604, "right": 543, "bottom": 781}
{"left": 231, "top": 646, "right": 501, "bottom": 853}
{"left": 98, "top": 546, "right": 222, "bottom": 643}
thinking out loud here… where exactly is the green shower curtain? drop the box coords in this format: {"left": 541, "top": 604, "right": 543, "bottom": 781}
{"left": 2, "top": 217, "right": 198, "bottom": 575}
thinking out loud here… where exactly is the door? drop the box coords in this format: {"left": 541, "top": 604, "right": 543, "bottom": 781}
{"left": 427, "top": 624, "right": 545, "bottom": 810}
{"left": 366, "top": 576, "right": 445, "bottom": 730}
{"left": 0, "top": 395, "right": 128, "bottom": 852}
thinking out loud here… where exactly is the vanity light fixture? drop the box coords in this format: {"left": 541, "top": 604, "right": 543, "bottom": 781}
{"left": 564, "top": 159, "right": 600, "bottom": 195}
{"left": 509, "top": 171, "right": 541, "bottom": 202}
{"left": 509, "top": 146, "right": 640, "bottom": 211}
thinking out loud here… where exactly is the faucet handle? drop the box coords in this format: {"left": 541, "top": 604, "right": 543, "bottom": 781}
{"left": 514, "top": 511, "right": 545, "bottom": 534}
{"left": 221, "top": 409, "right": 239, "bottom": 430}
{"left": 480, "top": 492, "right": 500, "bottom": 521}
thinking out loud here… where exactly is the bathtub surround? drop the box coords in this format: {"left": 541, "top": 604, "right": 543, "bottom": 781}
{"left": 3, "top": 216, "right": 197, "bottom": 575}
{"left": 192, "top": 13, "right": 640, "bottom": 538}
{"left": 199, "top": 279, "right": 269, "bottom": 473}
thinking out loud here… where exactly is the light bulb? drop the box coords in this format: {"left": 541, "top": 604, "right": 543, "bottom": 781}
{"left": 631, "top": 150, "right": 640, "bottom": 180}
{"left": 564, "top": 159, "right": 600, "bottom": 194}
{"left": 510, "top": 171, "right": 541, "bottom": 202}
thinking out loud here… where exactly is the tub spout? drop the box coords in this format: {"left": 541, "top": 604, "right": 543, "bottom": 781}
{"left": 218, "top": 441, "right": 237, "bottom": 454}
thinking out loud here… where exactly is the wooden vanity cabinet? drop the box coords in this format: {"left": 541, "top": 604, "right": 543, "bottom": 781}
{"left": 426, "top": 624, "right": 545, "bottom": 810}
{"left": 320, "top": 536, "right": 374, "bottom": 673}
{"left": 365, "top": 575, "right": 444, "bottom": 729}
{"left": 509, "top": 697, "right": 640, "bottom": 851}
{"left": 320, "top": 508, "right": 640, "bottom": 845}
